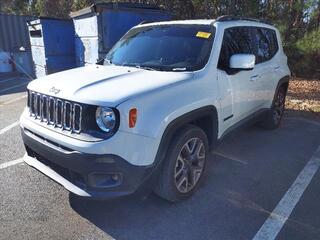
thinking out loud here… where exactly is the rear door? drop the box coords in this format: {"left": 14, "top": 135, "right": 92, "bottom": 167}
{"left": 250, "top": 27, "right": 280, "bottom": 108}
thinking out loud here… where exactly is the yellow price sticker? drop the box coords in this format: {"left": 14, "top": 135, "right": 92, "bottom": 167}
{"left": 196, "top": 31, "right": 211, "bottom": 39}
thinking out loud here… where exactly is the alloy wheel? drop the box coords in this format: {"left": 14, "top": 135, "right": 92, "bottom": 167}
{"left": 174, "top": 137, "right": 206, "bottom": 193}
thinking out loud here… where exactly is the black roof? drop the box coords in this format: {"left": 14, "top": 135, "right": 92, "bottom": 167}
{"left": 216, "top": 15, "right": 272, "bottom": 25}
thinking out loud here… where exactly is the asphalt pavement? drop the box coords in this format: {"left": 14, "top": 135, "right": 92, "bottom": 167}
{"left": 0, "top": 73, "right": 320, "bottom": 240}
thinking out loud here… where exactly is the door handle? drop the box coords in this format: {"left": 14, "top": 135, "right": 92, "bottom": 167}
{"left": 274, "top": 66, "right": 280, "bottom": 71}
{"left": 250, "top": 75, "right": 259, "bottom": 81}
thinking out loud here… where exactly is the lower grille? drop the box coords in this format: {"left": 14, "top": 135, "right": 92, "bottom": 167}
{"left": 25, "top": 145, "right": 86, "bottom": 188}
{"left": 28, "top": 91, "right": 82, "bottom": 133}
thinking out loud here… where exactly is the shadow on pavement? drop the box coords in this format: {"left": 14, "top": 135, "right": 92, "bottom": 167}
{"left": 68, "top": 156, "right": 237, "bottom": 240}
{"left": 68, "top": 116, "right": 320, "bottom": 240}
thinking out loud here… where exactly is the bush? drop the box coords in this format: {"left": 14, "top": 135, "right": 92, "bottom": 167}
{"left": 285, "top": 29, "right": 320, "bottom": 79}
{"left": 296, "top": 29, "right": 320, "bottom": 54}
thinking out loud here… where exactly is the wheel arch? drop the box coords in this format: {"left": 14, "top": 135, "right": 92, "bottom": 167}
{"left": 272, "top": 75, "right": 290, "bottom": 106}
{"left": 155, "top": 105, "right": 218, "bottom": 167}
{"left": 276, "top": 75, "right": 290, "bottom": 94}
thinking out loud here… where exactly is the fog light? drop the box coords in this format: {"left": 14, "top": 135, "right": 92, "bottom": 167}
{"left": 89, "top": 173, "right": 122, "bottom": 188}
{"left": 111, "top": 174, "right": 119, "bottom": 181}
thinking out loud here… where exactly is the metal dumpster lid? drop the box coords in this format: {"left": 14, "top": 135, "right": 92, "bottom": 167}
{"left": 70, "top": 2, "right": 167, "bottom": 18}
{"left": 28, "top": 17, "right": 72, "bottom": 26}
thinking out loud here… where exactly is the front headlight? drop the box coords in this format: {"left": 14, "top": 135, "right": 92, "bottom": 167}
{"left": 95, "top": 107, "right": 117, "bottom": 133}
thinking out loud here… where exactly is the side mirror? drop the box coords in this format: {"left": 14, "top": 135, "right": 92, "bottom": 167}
{"left": 229, "top": 54, "right": 255, "bottom": 70}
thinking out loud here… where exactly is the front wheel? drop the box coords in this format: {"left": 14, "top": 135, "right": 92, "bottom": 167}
{"left": 154, "top": 125, "right": 209, "bottom": 202}
{"left": 260, "top": 86, "right": 287, "bottom": 130}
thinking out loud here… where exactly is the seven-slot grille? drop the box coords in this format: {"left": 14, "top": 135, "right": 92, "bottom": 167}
{"left": 28, "top": 91, "right": 82, "bottom": 133}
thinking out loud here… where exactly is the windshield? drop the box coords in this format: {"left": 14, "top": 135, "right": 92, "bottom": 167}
{"left": 105, "top": 24, "right": 215, "bottom": 72}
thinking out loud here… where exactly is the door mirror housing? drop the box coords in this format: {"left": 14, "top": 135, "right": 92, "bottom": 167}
{"left": 229, "top": 54, "right": 255, "bottom": 70}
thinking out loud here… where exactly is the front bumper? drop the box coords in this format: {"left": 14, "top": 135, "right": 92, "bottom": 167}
{"left": 21, "top": 127, "right": 155, "bottom": 199}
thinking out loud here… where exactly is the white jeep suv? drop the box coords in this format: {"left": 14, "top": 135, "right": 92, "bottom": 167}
{"left": 20, "top": 16, "right": 290, "bottom": 202}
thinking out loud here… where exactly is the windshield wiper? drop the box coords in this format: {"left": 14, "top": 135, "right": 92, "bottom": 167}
{"left": 122, "top": 64, "right": 157, "bottom": 71}
{"left": 137, "top": 65, "right": 157, "bottom": 71}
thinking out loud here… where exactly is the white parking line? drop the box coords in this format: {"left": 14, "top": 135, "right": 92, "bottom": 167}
{"left": 253, "top": 145, "right": 320, "bottom": 240}
{"left": 0, "top": 77, "right": 28, "bottom": 83}
{"left": 0, "top": 77, "right": 22, "bottom": 84}
{"left": 0, "top": 82, "right": 29, "bottom": 94}
{"left": 0, "top": 94, "right": 27, "bottom": 106}
{"left": 0, "top": 121, "right": 19, "bottom": 135}
{"left": 0, "top": 158, "right": 24, "bottom": 170}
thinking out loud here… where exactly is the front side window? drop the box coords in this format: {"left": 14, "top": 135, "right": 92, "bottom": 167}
{"left": 105, "top": 24, "right": 215, "bottom": 72}
{"left": 218, "top": 27, "right": 254, "bottom": 71}
{"left": 218, "top": 26, "right": 279, "bottom": 72}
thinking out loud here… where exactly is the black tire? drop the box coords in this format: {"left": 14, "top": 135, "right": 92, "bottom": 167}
{"left": 154, "top": 125, "right": 209, "bottom": 202}
{"left": 259, "top": 86, "right": 287, "bottom": 130}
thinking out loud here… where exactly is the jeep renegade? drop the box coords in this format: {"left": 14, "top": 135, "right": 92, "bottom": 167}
{"left": 20, "top": 16, "right": 290, "bottom": 202}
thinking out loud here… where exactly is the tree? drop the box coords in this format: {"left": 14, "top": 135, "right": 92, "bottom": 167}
{"left": 72, "top": 0, "right": 95, "bottom": 12}
{"left": 32, "top": 0, "right": 73, "bottom": 18}
{"left": 0, "top": 0, "right": 29, "bottom": 15}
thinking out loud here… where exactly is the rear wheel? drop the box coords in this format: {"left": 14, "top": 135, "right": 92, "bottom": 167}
{"left": 154, "top": 125, "right": 209, "bottom": 202}
{"left": 260, "top": 86, "right": 287, "bottom": 129}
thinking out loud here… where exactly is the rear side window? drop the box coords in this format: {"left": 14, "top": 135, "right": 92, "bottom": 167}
{"left": 252, "top": 28, "right": 278, "bottom": 64}
{"left": 218, "top": 26, "right": 279, "bottom": 72}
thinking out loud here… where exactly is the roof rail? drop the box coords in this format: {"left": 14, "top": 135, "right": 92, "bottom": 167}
{"left": 138, "top": 19, "right": 169, "bottom": 25}
{"left": 138, "top": 20, "right": 154, "bottom": 25}
{"left": 216, "top": 15, "right": 272, "bottom": 25}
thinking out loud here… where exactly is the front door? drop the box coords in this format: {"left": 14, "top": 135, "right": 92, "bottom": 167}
{"left": 217, "top": 26, "right": 261, "bottom": 130}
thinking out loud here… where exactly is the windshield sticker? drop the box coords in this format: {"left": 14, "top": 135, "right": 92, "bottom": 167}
{"left": 196, "top": 31, "right": 211, "bottom": 39}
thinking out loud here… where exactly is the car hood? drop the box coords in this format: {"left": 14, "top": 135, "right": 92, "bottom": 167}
{"left": 28, "top": 65, "right": 193, "bottom": 107}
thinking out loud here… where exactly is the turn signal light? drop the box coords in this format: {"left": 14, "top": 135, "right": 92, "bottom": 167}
{"left": 129, "top": 108, "right": 137, "bottom": 128}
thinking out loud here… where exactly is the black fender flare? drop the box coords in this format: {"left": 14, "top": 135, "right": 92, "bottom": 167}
{"left": 153, "top": 105, "right": 218, "bottom": 169}
{"left": 271, "top": 75, "right": 290, "bottom": 107}
{"left": 276, "top": 75, "right": 290, "bottom": 93}
{"left": 135, "top": 106, "right": 219, "bottom": 192}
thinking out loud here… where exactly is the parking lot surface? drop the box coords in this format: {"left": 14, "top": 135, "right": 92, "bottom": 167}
{"left": 1, "top": 74, "right": 320, "bottom": 240}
